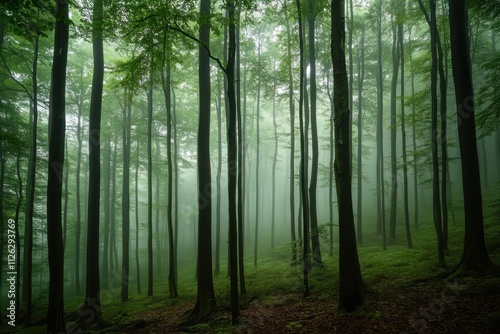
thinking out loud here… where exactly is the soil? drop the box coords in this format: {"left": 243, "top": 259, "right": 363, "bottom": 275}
{"left": 117, "top": 274, "right": 500, "bottom": 333}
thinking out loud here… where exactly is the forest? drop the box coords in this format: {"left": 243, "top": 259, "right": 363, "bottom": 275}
{"left": 0, "top": 0, "right": 499, "bottom": 333}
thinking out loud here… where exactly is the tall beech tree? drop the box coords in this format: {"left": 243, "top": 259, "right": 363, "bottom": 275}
{"left": 84, "top": 0, "right": 104, "bottom": 318}
{"left": 46, "top": 0, "right": 69, "bottom": 331}
{"left": 331, "top": 0, "right": 364, "bottom": 312}
{"left": 190, "top": 0, "right": 216, "bottom": 320}
{"left": 448, "top": 0, "right": 494, "bottom": 273}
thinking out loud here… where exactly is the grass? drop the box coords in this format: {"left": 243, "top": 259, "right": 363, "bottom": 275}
{"left": 3, "top": 185, "right": 499, "bottom": 333}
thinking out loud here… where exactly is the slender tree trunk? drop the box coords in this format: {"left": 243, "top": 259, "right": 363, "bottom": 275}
{"left": 110, "top": 139, "right": 117, "bottom": 278}
{"left": 307, "top": 0, "right": 322, "bottom": 265}
{"left": 332, "top": 0, "right": 364, "bottom": 312}
{"left": 102, "top": 138, "right": 110, "bottom": 284}
{"left": 75, "top": 97, "right": 82, "bottom": 296}
{"left": 190, "top": 0, "right": 216, "bottom": 319}
{"left": 147, "top": 64, "right": 154, "bottom": 297}
{"left": 215, "top": 71, "right": 222, "bottom": 276}
{"left": 356, "top": 27, "right": 365, "bottom": 245}
{"left": 285, "top": 0, "right": 297, "bottom": 264}
{"left": 429, "top": 0, "right": 446, "bottom": 266}
{"left": 389, "top": 10, "right": 400, "bottom": 240}
{"left": 271, "top": 61, "right": 278, "bottom": 250}
{"left": 173, "top": 88, "right": 179, "bottom": 284}
{"left": 408, "top": 28, "right": 419, "bottom": 230}
{"left": 399, "top": 13, "right": 412, "bottom": 249}
{"left": 163, "top": 58, "right": 178, "bottom": 298}
{"left": 376, "top": 0, "right": 386, "bottom": 249}
{"left": 226, "top": 0, "right": 241, "bottom": 324}
{"left": 46, "top": 0, "right": 69, "bottom": 330}
{"left": 296, "top": 0, "right": 310, "bottom": 298}
{"left": 236, "top": 2, "right": 246, "bottom": 295}
{"left": 155, "top": 132, "right": 161, "bottom": 273}
{"left": 135, "top": 143, "right": 141, "bottom": 294}
{"left": 326, "top": 67, "right": 334, "bottom": 254}
{"left": 15, "top": 153, "right": 22, "bottom": 317}
{"left": 23, "top": 30, "right": 39, "bottom": 325}
{"left": 448, "top": 0, "right": 493, "bottom": 273}
{"left": 85, "top": 0, "right": 103, "bottom": 318}
{"left": 254, "top": 33, "right": 261, "bottom": 267}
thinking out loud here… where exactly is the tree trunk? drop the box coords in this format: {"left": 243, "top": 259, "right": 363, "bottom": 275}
{"left": 376, "top": 0, "right": 386, "bottom": 249}
{"left": 429, "top": 0, "right": 446, "bottom": 266}
{"left": 121, "top": 87, "right": 132, "bottom": 302}
{"left": 147, "top": 64, "right": 154, "bottom": 297}
{"left": 109, "top": 139, "right": 117, "bottom": 279}
{"left": 408, "top": 28, "right": 419, "bottom": 230}
{"left": 448, "top": 0, "right": 493, "bottom": 273}
{"left": 284, "top": 0, "right": 297, "bottom": 264}
{"left": 46, "top": 0, "right": 69, "bottom": 330}
{"left": 296, "top": 0, "right": 310, "bottom": 298}
{"left": 23, "top": 30, "right": 39, "bottom": 325}
{"left": 236, "top": 2, "right": 247, "bottom": 294}
{"left": 399, "top": 13, "right": 412, "bottom": 249}
{"left": 135, "top": 143, "right": 141, "bottom": 294}
{"left": 254, "top": 33, "right": 261, "bottom": 267}
{"left": 307, "top": 0, "right": 322, "bottom": 265}
{"left": 215, "top": 71, "right": 222, "bottom": 277}
{"left": 389, "top": 9, "right": 400, "bottom": 240}
{"left": 190, "top": 0, "right": 216, "bottom": 320}
{"left": 332, "top": 0, "right": 364, "bottom": 312}
{"left": 85, "top": 0, "right": 103, "bottom": 318}
{"left": 163, "top": 58, "right": 178, "bottom": 298}
{"left": 271, "top": 60, "right": 277, "bottom": 250}
{"left": 356, "top": 27, "right": 365, "bottom": 245}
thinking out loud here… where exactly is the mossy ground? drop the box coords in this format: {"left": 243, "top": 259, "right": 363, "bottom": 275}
{"left": 2, "top": 185, "right": 499, "bottom": 333}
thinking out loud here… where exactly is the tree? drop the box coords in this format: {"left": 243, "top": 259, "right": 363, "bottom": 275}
{"left": 389, "top": 3, "right": 400, "bottom": 240}
{"left": 189, "top": 0, "right": 216, "bottom": 320}
{"left": 448, "top": 0, "right": 494, "bottom": 273}
{"left": 84, "top": 0, "right": 104, "bottom": 320}
{"left": 307, "top": 0, "right": 322, "bottom": 265}
{"left": 46, "top": 0, "right": 69, "bottom": 331}
{"left": 356, "top": 25, "right": 365, "bottom": 245}
{"left": 331, "top": 0, "right": 364, "bottom": 312}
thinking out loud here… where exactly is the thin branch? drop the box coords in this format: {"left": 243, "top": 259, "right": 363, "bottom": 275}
{"left": 0, "top": 53, "right": 34, "bottom": 101}
{"left": 168, "top": 22, "right": 226, "bottom": 73}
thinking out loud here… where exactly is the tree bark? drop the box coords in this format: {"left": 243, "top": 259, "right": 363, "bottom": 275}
{"left": 46, "top": 0, "right": 69, "bottom": 331}
{"left": 85, "top": 0, "right": 103, "bottom": 318}
{"left": 448, "top": 0, "right": 493, "bottom": 273}
{"left": 307, "top": 0, "right": 322, "bottom": 265}
{"left": 332, "top": 0, "right": 364, "bottom": 312}
{"left": 190, "top": 0, "right": 216, "bottom": 319}
{"left": 356, "top": 27, "right": 365, "bottom": 245}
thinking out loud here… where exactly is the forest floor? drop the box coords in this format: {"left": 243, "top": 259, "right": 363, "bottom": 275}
{"left": 120, "top": 271, "right": 500, "bottom": 334}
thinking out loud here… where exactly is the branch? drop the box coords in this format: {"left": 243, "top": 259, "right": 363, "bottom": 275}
{"left": 0, "top": 53, "right": 34, "bottom": 101}
{"left": 168, "top": 22, "right": 226, "bottom": 73}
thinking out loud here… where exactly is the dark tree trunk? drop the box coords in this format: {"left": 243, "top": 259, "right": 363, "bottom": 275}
{"left": 46, "top": 0, "right": 69, "bottom": 331}
{"left": 332, "top": 0, "right": 364, "bottom": 312}
{"left": 376, "top": 0, "right": 386, "bottom": 249}
{"left": 75, "top": 87, "right": 82, "bottom": 296}
{"left": 284, "top": 0, "right": 297, "bottom": 264}
{"left": 226, "top": 0, "right": 241, "bottom": 324}
{"left": 326, "top": 66, "right": 334, "bottom": 254}
{"left": 254, "top": 33, "right": 261, "bottom": 268}
{"left": 236, "top": 2, "right": 246, "bottom": 294}
{"left": 101, "top": 138, "right": 112, "bottom": 288}
{"left": 135, "top": 143, "right": 141, "bottom": 294}
{"left": 215, "top": 71, "right": 222, "bottom": 277}
{"left": 271, "top": 60, "right": 278, "bottom": 250}
{"left": 109, "top": 139, "right": 117, "bottom": 278}
{"left": 408, "top": 28, "right": 419, "bottom": 230}
{"left": 85, "top": 0, "right": 103, "bottom": 318}
{"left": 307, "top": 0, "right": 322, "bottom": 265}
{"left": 190, "top": 0, "right": 216, "bottom": 320}
{"left": 429, "top": 0, "right": 446, "bottom": 266}
{"left": 121, "top": 87, "right": 132, "bottom": 302}
{"left": 296, "top": 0, "right": 310, "bottom": 298}
{"left": 147, "top": 64, "right": 154, "bottom": 297}
{"left": 23, "top": 30, "right": 39, "bottom": 325}
{"left": 389, "top": 11, "right": 400, "bottom": 240}
{"left": 399, "top": 14, "right": 412, "bottom": 249}
{"left": 356, "top": 27, "right": 365, "bottom": 245}
{"left": 162, "top": 59, "right": 178, "bottom": 298}
{"left": 448, "top": 0, "right": 493, "bottom": 273}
